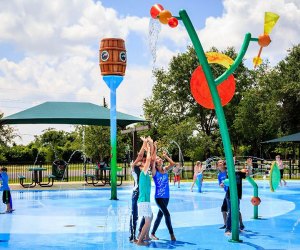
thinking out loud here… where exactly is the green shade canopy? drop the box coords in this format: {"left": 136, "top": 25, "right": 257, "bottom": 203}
{"left": 261, "top": 132, "right": 300, "bottom": 143}
{"left": 0, "top": 101, "right": 146, "bottom": 128}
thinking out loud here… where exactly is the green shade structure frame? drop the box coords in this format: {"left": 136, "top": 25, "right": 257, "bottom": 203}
{"left": 177, "top": 9, "right": 258, "bottom": 242}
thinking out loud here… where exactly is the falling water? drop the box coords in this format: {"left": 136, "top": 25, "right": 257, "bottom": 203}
{"left": 67, "top": 150, "right": 86, "bottom": 164}
{"left": 170, "top": 140, "right": 186, "bottom": 178}
{"left": 148, "top": 18, "right": 161, "bottom": 71}
{"left": 33, "top": 151, "right": 41, "bottom": 166}
{"left": 292, "top": 218, "right": 300, "bottom": 233}
{"left": 170, "top": 140, "right": 184, "bottom": 167}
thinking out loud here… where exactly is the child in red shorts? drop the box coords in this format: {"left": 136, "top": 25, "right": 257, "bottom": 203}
{"left": 173, "top": 163, "right": 181, "bottom": 188}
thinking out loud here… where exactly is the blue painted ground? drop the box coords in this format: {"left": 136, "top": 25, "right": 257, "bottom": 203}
{"left": 0, "top": 180, "right": 299, "bottom": 249}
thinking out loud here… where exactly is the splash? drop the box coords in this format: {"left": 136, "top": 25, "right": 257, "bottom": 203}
{"left": 148, "top": 18, "right": 161, "bottom": 71}
{"left": 67, "top": 150, "right": 86, "bottom": 164}
{"left": 33, "top": 151, "right": 41, "bottom": 166}
{"left": 292, "top": 218, "right": 300, "bottom": 233}
{"left": 170, "top": 140, "right": 184, "bottom": 166}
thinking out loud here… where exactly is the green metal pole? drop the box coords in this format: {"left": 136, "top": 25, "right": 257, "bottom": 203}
{"left": 103, "top": 75, "right": 123, "bottom": 200}
{"left": 179, "top": 9, "right": 241, "bottom": 242}
{"left": 215, "top": 33, "right": 252, "bottom": 85}
{"left": 246, "top": 176, "right": 259, "bottom": 219}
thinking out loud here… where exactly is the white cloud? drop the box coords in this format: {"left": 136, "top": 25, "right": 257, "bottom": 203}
{"left": 117, "top": 66, "right": 153, "bottom": 116}
{"left": 0, "top": 0, "right": 131, "bottom": 56}
{"left": 198, "top": 0, "right": 300, "bottom": 66}
{"left": 0, "top": 0, "right": 299, "bottom": 145}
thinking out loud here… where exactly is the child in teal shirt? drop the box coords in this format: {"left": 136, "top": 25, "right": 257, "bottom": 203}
{"left": 136, "top": 137, "right": 153, "bottom": 246}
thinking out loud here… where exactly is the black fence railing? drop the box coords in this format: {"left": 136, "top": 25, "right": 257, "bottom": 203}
{"left": 1, "top": 160, "right": 299, "bottom": 185}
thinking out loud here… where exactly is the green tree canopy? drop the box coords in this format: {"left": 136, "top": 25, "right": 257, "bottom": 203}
{"left": 144, "top": 46, "right": 251, "bottom": 160}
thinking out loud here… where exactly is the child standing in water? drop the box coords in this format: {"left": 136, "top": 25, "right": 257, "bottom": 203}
{"left": 276, "top": 155, "right": 286, "bottom": 186}
{"left": 173, "top": 163, "right": 181, "bottom": 188}
{"left": 191, "top": 161, "right": 203, "bottom": 192}
{"left": 129, "top": 138, "right": 147, "bottom": 242}
{"left": 136, "top": 137, "right": 153, "bottom": 246}
{"left": 0, "top": 167, "right": 13, "bottom": 213}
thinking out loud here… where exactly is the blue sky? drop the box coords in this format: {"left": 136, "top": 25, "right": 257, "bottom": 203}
{"left": 0, "top": 0, "right": 299, "bottom": 144}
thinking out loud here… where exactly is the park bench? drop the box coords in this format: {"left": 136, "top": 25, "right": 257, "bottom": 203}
{"left": 39, "top": 174, "right": 56, "bottom": 187}
{"left": 18, "top": 174, "right": 36, "bottom": 188}
{"left": 84, "top": 171, "right": 124, "bottom": 186}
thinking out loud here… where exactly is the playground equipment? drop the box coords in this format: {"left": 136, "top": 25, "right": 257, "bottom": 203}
{"left": 246, "top": 176, "right": 260, "bottom": 219}
{"left": 149, "top": 3, "right": 279, "bottom": 242}
{"left": 99, "top": 38, "right": 127, "bottom": 200}
{"left": 269, "top": 162, "right": 281, "bottom": 192}
{"left": 253, "top": 12, "right": 280, "bottom": 68}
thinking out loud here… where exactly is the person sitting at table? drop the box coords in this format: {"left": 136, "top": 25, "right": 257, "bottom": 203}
{"left": 97, "top": 161, "right": 108, "bottom": 169}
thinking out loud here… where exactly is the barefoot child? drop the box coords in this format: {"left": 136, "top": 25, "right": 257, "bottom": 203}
{"left": 129, "top": 138, "right": 147, "bottom": 242}
{"left": 191, "top": 161, "right": 204, "bottom": 192}
{"left": 0, "top": 167, "right": 13, "bottom": 213}
{"left": 173, "top": 163, "right": 181, "bottom": 188}
{"left": 136, "top": 137, "right": 153, "bottom": 246}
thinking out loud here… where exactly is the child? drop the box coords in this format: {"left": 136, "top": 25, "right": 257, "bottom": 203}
{"left": 129, "top": 137, "right": 147, "bottom": 242}
{"left": 135, "top": 137, "right": 153, "bottom": 246}
{"left": 245, "top": 157, "right": 253, "bottom": 176}
{"left": 150, "top": 149, "right": 176, "bottom": 241}
{"left": 0, "top": 167, "right": 13, "bottom": 213}
{"left": 224, "top": 166, "right": 248, "bottom": 235}
{"left": 217, "top": 160, "right": 228, "bottom": 229}
{"left": 276, "top": 155, "right": 286, "bottom": 186}
{"left": 173, "top": 163, "right": 181, "bottom": 188}
{"left": 190, "top": 161, "right": 203, "bottom": 192}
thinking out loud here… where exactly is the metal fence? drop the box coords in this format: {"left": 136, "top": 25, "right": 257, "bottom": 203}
{"left": 1, "top": 159, "right": 299, "bottom": 184}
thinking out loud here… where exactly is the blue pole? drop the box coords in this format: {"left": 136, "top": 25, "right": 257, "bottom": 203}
{"left": 103, "top": 75, "right": 123, "bottom": 200}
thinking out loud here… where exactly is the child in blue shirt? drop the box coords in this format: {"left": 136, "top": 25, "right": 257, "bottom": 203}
{"left": 0, "top": 167, "right": 13, "bottom": 213}
{"left": 217, "top": 160, "right": 228, "bottom": 229}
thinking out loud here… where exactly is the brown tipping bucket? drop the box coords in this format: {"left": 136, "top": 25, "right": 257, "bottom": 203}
{"left": 99, "top": 38, "right": 127, "bottom": 76}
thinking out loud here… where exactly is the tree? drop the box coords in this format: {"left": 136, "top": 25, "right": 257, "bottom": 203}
{"left": 75, "top": 125, "right": 110, "bottom": 162}
{"left": 233, "top": 44, "right": 300, "bottom": 157}
{"left": 0, "top": 112, "right": 18, "bottom": 161}
{"left": 0, "top": 113, "right": 17, "bottom": 147}
{"left": 273, "top": 44, "right": 300, "bottom": 134}
{"left": 74, "top": 125, "right": 131, "bottom": 163}
{"left": 32, "top": 128, "right": 77, "bottom": 162}
{"left": 144, "top": 46, "right": 252, "bottom": 159}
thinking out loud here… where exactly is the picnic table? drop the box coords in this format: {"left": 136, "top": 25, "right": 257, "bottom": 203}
{"left": 18, "top": 166, "right": 55, "bottom": 188}
{"left": 84, "top": 166, "right": 124, "bottom": 186}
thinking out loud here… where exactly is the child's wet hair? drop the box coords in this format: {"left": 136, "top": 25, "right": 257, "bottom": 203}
{"left": 1, "top": 166, "right": 7, "bottom": 172}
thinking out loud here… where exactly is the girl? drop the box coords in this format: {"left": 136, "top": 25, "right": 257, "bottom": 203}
{"left": 190, "top": 161, "right": 203, "bottom": 192}
{"left": 136, "top": 137, "right": 153, "bottom": 246}
{"left": 276, "top": 155, "right": 286, "bottom": 186}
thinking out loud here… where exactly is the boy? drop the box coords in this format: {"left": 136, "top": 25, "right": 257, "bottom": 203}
{"left": 173, "top": 163, "right": 181, "bottom": 188}
{"left": 0, "top": 167, "right": 13, "bottom": 213}
{"left": 224, "top": 165, "right": 248, "bottom": 235}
